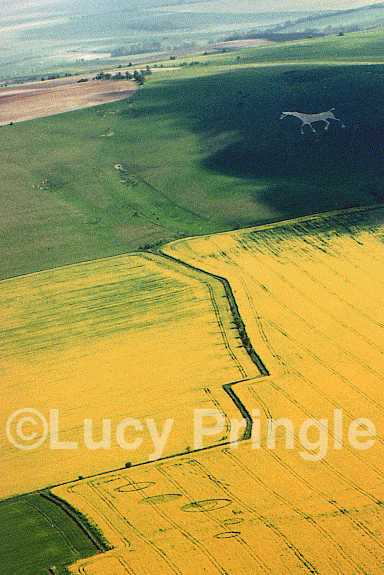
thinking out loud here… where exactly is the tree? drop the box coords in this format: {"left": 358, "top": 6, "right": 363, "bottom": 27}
{"left": 133, "top": 70, "right": 145, "bottom": 84}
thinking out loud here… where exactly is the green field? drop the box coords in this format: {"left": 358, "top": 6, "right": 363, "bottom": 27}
{"left": 169, "top": 27, "right": 384, "bottom": 66}
{"left": 276, "top": 3, "right": 384, "bottom": 34}
{"left": 1, "top": 29, "right": 384, "bottom": 280}
{"left": 0, "top": 494, "right": 105, "bottom": 574}
{"left": 237, "top": 27, "right": 384, "bottom": 63}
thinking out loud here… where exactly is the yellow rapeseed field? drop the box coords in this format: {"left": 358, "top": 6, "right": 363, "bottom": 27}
{"left": 0, "top": 253, "right": 259, "bottom": 498}
{"left": 57, "top": 206, "right": 384, "bottom": 574}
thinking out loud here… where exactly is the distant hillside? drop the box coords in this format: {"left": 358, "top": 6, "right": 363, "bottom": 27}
{"left": 0, "top": 1, "right": 314, "bottom": 81}
{"left": 1, "top": 1, "right": 382, "bottom": 81}
{"left": 272, "top": 3, "right": 384, "bottom": 34}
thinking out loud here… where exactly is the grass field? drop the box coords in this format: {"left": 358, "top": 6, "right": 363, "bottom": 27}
{"left": 55, "top": 206, "right": 384, "bottom": 575}
{"left": 1, "top": 29, "right": 384, "bottom": 281}
{"left": 0, "top": 251, "right": 259, "bottom": 498}
{"left": 0, "top": 493, "right": 104, "bottom": 575}
{"left": 160, "top": 27, "right": 384, "bottom": 66}
{"left": 277, "top": 4, "right": 384, "bottom": 34}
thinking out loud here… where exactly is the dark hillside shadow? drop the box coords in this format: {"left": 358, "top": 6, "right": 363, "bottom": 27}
{"left": 130, "top": 65, "right": 384, "bottom": 222}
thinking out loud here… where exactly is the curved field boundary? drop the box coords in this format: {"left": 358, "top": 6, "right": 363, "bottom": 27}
{"left": 2, "top": 246, "right": 269, "bottom": 504}
{"left": 155, "top": 250, "right": 271, "bottom": 442}
{"left": 10, "top": 204, "right": 380, "bottom": 499}
{"left": 0, "top": 492, "right": 109, "bottom": 575}
{"left": 156, "top": 250, "right": 269, "bottom": 378}
{"left": 59, "top": 203, "right": 384, "bottom": 574}
{"left": 164, "top": 204, "right": 383, "bottom": 253}
{"left": 40, "top": 492, "right": 112, "bottom": 553}
{"left": 5, "top": 204, "right": 380, "bottom": 502}
{"left": 8, "top": 204, "right": 382, "bottom": 574}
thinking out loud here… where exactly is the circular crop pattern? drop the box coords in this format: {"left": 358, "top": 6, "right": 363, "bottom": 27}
{"left": 181, "top": 499, "right": 232, "bottom": 512}
{"left": 141, "top": 493, "right": 183, "bottom": 505}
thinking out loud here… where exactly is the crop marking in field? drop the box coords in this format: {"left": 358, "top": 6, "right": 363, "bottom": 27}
{"left": 56, "top": 206, "right": 384, "bottom": 575}
{"left": 0, "top": 251, "right": 261, "bottom": 498}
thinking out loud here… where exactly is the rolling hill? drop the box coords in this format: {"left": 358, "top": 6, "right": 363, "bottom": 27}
{"left": 272, "top": 2, "right": 384, "bottom": 34}
{"left": 1, "top": 29, "right": 384, "bottom": 280}
{"left": 0, "top": 1, "right": 315, "bottom": 80}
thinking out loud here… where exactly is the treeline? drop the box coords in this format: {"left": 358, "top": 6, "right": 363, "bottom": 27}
{"left": 111, "top": 40, "right": 197, "bottom": 58}
{"left": 271, "top": 16, "right": 364, "bottom": 35}
{"left": 94, "top": 66, "right": 152, "bottom": 85}
{"left": 111, "top": 42, "right": 162, "bottom": 57}
{"left": 41, "top": 73, "right": 72, "bottom": 82}
{"left": 224, "top": 30, "right": 326, "bottom": 43}
{"left": 224, "top": 8, "right": 377, "bottom": 43}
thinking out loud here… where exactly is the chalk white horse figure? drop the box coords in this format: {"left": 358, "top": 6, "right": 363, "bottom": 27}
{"left": 280, "top": 108, "right": 345, "bottom": 134}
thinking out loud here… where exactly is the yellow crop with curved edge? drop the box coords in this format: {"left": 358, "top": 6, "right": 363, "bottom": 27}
{"left": 56, "top": 206, "right": 384, "bottom": 575}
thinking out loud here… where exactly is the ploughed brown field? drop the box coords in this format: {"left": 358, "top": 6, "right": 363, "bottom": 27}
{"left": 0, "top": 76, "right": 136, "bottom": 126}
